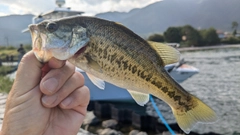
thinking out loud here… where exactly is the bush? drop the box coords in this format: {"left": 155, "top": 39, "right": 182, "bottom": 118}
{"left": 148, "top": 34, "right": 165, "bottom": 42}
{"left": 0, "top": 66, "right": 15, "bottom": 76}
{"left": 24, "top": 44, "right": 32, "bottom": 51}
{"left": 200, "top": 28, "right": 220, "bottom": 46}
{"left": 164, "top": 27, "right": 182, "bottom": 43}
{"left": 221, "top": 37, "right": 240, "bottom": 44}
{"left": 0, "top": 75, "right": 13, "bottom": 93}
{"left": 0, "top": 46, "right": 6, "bottom": 50}
{"left": 6, "top": 46, "right": 16, "bottom": 50}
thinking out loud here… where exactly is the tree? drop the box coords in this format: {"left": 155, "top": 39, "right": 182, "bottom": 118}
{"left": 163, "top": 27, "right": 182, "bottom": 43}
{"left": 232, "top": 21, "right": 238, "bottom": 36}
{"left": 200, "top": 28, "right": 220, "bottom": 45}
{"left": 148, "top": 34, "right": 165, "bottom": 42}
{"left": 181, "top": 25, "right": 202, "bottom": 46}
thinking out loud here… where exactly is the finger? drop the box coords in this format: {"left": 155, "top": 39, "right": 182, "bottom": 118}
{"left": 41, "top": 63, "right": 51, "bottom": 78}
{"left": 60, "top": 86, "right": 90, "bottom": 115}
{"left": 40, "top": 61, "right": 75, "bottom": 95}
{"left": 41, "top": 72, "right": 84, "bottom": 107}
{"left": 12, "top": 51, "right": 43, "bottom": 96}
{"left": 41, "top": 58, "right": 66, "bottom": 78}
{"left": 48, "top": 57, "right": 66, "bottom": 69}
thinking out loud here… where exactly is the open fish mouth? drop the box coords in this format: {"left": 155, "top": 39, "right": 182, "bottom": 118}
{"left": 29, "top": 24, "right": 89, "bottom": 63}
{"left": 29, "top": 24, "right": 53, "bottom": 62}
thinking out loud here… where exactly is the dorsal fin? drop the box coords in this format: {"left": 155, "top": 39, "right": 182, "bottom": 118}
{"left": 147, "top": 41, "right": 180, "bottom": 66}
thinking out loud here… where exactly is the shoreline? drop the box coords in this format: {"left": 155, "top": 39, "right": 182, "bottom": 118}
{"left": 178, "top": 44, "right": 240, "bottom": 52}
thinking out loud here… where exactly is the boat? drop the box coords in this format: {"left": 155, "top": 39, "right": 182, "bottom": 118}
{"left": 22, "top": 0, "right": 84, "bottom": 33}
{"left": 21, "top": 0, "right": 199, "bottom": 102}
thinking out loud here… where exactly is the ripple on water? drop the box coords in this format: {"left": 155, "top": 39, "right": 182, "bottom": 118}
{"left": 147, "top": 48, "right": 240, "bottom": 135}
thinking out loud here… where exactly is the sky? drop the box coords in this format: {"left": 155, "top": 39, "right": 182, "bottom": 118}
{"left": 0, "top": 0, "right": 161, "bottom": 17}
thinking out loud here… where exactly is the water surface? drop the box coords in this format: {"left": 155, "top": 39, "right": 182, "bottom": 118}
{"left": 147, "top": 47, "right": 240, "bottom": 134}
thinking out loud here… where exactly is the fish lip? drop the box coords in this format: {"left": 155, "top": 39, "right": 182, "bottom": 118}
{"left": 29, "top": 24, "right": 52, "bottom": 62}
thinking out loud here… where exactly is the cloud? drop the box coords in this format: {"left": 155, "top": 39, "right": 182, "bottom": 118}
{"left": 0, "top": 0, "right": 161, "bottom": 16}
{"left": 1, "top": 0, "right": 55, "bottom": 15}
{"left": 67, "top": 0, "right": 161, "bottom": 15}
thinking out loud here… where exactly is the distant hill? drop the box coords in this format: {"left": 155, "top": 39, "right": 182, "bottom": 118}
{"left": 0, "top": 0, "right": 239, "bottom": 46}
{"left": 96, "top": 0, "right": 240, "bottom": 37}
{"left": 0, "top": 14, "right": 33, "bottom": 46}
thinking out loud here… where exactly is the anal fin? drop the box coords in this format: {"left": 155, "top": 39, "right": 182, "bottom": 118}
{"left": 127, "top": 90, "right": 149, "bottom": 106}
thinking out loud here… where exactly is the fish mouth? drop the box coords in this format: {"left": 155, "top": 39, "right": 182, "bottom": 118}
{"left": 29, "top": 24, "right": 53, "bottom": 63}
{"left": 29, "top": 24, "right": 89, "bottom": 63}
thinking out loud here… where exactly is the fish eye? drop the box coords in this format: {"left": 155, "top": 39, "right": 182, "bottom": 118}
{"left": 46, "top": 22, "right": 58, "bottom": 33}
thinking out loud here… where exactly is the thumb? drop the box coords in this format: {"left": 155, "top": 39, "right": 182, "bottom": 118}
{"left": 11, "top": 51, "right": 43, "bottom": 96}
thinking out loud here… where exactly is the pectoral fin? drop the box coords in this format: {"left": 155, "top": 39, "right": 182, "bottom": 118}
{"left": 86, "top": 73, "right": 105, "bottom": 90}
{"left": 75, "top": 67, "right": 84, "bottom": 72}
{"left": 127, "top": 90, "right": 149, "bottom": 106}
{"left": 85, "top": 55, "right": 103, "bottom": 73}
{"left": 148, "top": 41, "right": 180, "bottom": 66}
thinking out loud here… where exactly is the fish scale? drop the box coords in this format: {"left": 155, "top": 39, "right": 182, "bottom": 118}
{"left": 29, "top": 16, "right": 217, "bottom": 134}
{"left": 76, "top": 33, "right": 194, "bottom": 110}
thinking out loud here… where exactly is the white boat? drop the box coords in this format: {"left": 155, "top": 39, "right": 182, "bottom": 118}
{"left": 21, "top": 0, "right": 199, "bottom": 102}
{"left": 22, "top": 0, "right": 84, "bottom": 33}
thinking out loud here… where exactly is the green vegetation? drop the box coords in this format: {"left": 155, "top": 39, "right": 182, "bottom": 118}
{"left": 221, "top": 37, "right": 240, "bottom": 44}
{"left": 181, "top": 25, "right": 203, "bottom": 46}
{"left": 164, "top": 27, "right": 182, "bottom": 43}
{"left": 0, "top": 76, "right": 13, "bottom": 93}
{"left": 148, "top": 34, "right": 165, "bottom": 42}
{"left": 148, "top": 24, "right": 240, "bottom": 47}
{"left": 0, "top": 66, "right": 14, "bottom": 93}
{"left": 232, "top": 21, "right": 238, "bottom": 37}
{"left": 200, "top": 28, "right": 220, "bottom": 46}
{"left": 0, "top": 45, "right": 31, "bottom": 62}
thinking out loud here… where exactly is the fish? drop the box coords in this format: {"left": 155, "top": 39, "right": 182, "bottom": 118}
{"left": 29, "top": 16, "right": 217, "bottom": 134}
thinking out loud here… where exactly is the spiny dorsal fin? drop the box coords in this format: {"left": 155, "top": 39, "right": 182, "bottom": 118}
{"left": 127, "top": 90, "right": 149, "bottom": 106}
{"left": 86, "top": 73, "right": 105, "bottom": 90}
{"left": 147, "top": 41, "right": 180, "bottom": 66}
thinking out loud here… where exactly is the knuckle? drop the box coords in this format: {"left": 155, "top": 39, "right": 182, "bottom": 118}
{"left": 74, "top": 72, "right": 85, "bottom": 83}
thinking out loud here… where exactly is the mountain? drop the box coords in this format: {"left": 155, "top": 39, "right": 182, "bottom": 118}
{"left": 0, "top": 0, "right": 239, "bottom": 46}
{"left": 0, "top": 14, "right": 33, "bottom": 46}
{"left": 96, "top": 0, "right": 240, "bottom": 37}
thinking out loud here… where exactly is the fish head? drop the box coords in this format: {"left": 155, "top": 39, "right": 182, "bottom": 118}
{"left": 29, "top": 18, "right": 89, "bottom": 62}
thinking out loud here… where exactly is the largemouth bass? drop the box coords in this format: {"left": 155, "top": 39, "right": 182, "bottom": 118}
{"left": 29, "top": 16, "right": 217, "bottom": 134}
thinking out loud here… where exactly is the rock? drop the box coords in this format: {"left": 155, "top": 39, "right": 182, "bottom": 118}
{"left": 129, "top": 130, "right": 148, "bottom": 135}
{"left": 137, "top": 132, "right": 148, "bottom": 135}
{"left": 102, "top": 119, "right": 118, "bottom": 128}
{"left": 77, "top": 128, "right": 96, "bottom": 135}
{"left": 129, "top": 130, "right": 140, "bottom": 135}
{"left": 97, "top": 128, "right": 122, "bottom": 135}
{"left": 83, "top": 111, "right": 101, "bottom": 126}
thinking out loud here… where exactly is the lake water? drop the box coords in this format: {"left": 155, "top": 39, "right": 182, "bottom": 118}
{"left": 147, "top": 47, "right": 240, "bottom": 135}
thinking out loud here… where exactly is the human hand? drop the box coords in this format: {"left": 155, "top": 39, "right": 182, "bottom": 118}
{"left": 1, "top": 51, "right": 90, "bottom": 135}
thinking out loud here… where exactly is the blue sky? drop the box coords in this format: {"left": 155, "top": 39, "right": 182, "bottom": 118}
{"left": 0, "top": 0, "right": 161, "bottom": 17}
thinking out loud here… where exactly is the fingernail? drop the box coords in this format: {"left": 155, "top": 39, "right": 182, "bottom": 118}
{"left": 61, "top": 97, "right": 72, "bottom": 107}
{"left": 43, "top": 78, "right": 58, "bottom": 93}
{"left": 42, "top": 95, "right": 57, "bottom": 106}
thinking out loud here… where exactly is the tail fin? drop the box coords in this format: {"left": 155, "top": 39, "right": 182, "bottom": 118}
{"left": 171, "top": 95, "right": 217, "bottom": 134}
